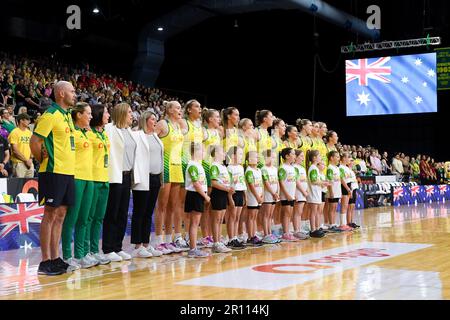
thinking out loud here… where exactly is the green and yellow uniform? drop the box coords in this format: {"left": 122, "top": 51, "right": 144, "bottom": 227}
{"left": 202, "top": 127, "right": 221, "bottom": 187}
{"left": 181, "top": 119, "right": 203, "bottom": 182}
{"left": 257, "top": 127, "right": 274, "bottom": 168}
{"left": 160, "top": 120, "right": 184, "bottom": 184}
{"left": 298, "top": 135, "right": 313, "bottom": 167}
{"left": 62, "top": 126, "right": 95, "bottom": 260}
{"left": 34, "top": 102, "right": 75, "bottom": 175}
{"left": 8, "top": 127, "right": 32, "bottom": 164}
{"left": 85, "top": 128, "right": 110, "bottom": 255}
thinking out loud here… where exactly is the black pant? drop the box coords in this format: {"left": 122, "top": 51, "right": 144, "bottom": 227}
{"left": 102, "top": 172, "right": 132, "bottom": 254}
{"left": 131, "top": 174, "right": 161, "bottom": 244}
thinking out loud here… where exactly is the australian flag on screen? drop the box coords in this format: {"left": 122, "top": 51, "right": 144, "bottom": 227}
{"left": 346, "top": 53, "right": 437, "bottom": 116}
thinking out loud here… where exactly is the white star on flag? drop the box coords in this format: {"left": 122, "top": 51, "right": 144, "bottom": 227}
{"left": 414, "top": 58, "right": 422, "bottom": 66}
{"left": 415, "top": 96, "right": 423, "bottom": 104}
{"left": 401, "top": 76, "right": 409, "bottom": 84}
{"left": 427, "top": 69, "right": 436, "bottom": 77}
{"left": 20, "top": 240, "right": 33, "bottom": 254}
{"left": 423, "top": 82, "right": 428, "bottom": 87}
{"left": 357, "top": 91, "right": 371, "bottom": 106}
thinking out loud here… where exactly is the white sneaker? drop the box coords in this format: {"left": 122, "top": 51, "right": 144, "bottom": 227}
{"left": 64, "top": 258, "right": 81, "bottom": 271}
{"left": 213, "top": 242, "right": 232, "bottom": 253}
{"left": 92, "top": 253, "right": 111, "bottom": 265}
{"left": 220, "top": 235, "right": 230, "bottom": 245}
{"left": 155, "top": 243, "right": 172, "bottom": 255}
{"left": 79, "top": 256, "right": 96, "bottom": 269}
{"left": 132, "top": 247, "right": 153, "bottom": 258}
{"left": 146, "top": 246, "right": 163, "bottom": 257}
{"left": 86, "top": 253, "right": 100, "bottom": 266}
{"left": 104, "top": 252, "right": 123, "bottom": 262}
{"left": 117, "top": 250, "right": 132, "bottom": 260}
{"left": 174, "top": 237, "right": 190, "bottom": 252}
{"left": 165, "top": 243, "right": 182, "bottom": 253}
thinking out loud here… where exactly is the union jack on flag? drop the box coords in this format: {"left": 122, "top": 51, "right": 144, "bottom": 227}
{"left": 425, "top": 186, "right": 435, "bottom": 197}
{"left": 0, "top": 203, "right": 44, "bottom": 239}
{"left": 410, "top": 185, "right": 420, "bottom": 197}
{"left": 439, "top": 185, "right": 447, "bottom": 194}
{"left": 393, "top": 187, "right": 404, "bottom": 201}
{"left": 346, "top": 57, "right": 392, "bottom": 86}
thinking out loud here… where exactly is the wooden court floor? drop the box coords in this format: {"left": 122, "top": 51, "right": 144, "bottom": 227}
{"left": 1, "top": 202, "right": 450, "bottom": 300}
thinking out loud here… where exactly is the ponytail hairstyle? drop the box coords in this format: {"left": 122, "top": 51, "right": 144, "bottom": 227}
{"left": 184, "top": 99, "right": 200, "bottom": 119}
{"left": 221, "top": 107, "right": 238, "bottom": 128}
{"left": 295, "top": 149, "right": 303, "bottom": 157}
{"left": 327, "top": 150, "right": 339, "bottom": 162}
{"left": 273, "top": 118, "right": 284, "bottom": 128}
{"left": 238, "top": 118, "right": 252, "bottom": 130}
{"left": 305, "top": 149, "right": 320, "bottom": 172}
{"left": 280, "top": 147, "right": 293, "bottom": 161}
{"left": 283, "top": 125, "right": 297, "bottom": 141}
{"left": 71, "top": 102, "right": 90, "bottom": 123}
{"left": 255, "top": 109, "right": 271, "bottom": 127}
{"left": 296, "top": 118, "right": 311, "bottom": 133}
{"left": 162, "top": 100, "right": 179, "bottom": 119}
{"left": 340, "top": 152, "right": 351, "bottom": 164}
{"left": 202, "top": 108, "right": 219, "bottom": 127}
{"left": 325, "top": 130, "right": 337, "bottom": 143}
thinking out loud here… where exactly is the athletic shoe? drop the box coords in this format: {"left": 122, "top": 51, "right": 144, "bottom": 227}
{"left": 166, "top": 243, "right": 182, "bottom": 253}
{"left": 146, "top": 246, "right": 163, "bottom": 257}
{"left": 228, "top": 239, "right": 246, "bottom": 250}
{"left": 281, "top": 233, "right": 298, "bottom": 242}
{"left": 187, "top": 248, "right": 210, "bottom": 258}
{"left": 255, "top": 232, "right": 264, "bottom": 240}
{"left": 117, "top": 251, "right": 132, "bottom": 260}
{"left": 293, "top": 231, "right": 310, "bottom": 240}
{"left": 348, "top": 222, "right": 360, "bottom": 229}
{"left": 246, "top": 236, "right": 263, "bottom": 247}
{"left": 318, "top": 227, "right": 329, "bottom": 234}
{"left": 238, "top": 233, "right": 249, "bottom": 244}
{"left": 52, "top": 257, "right": 74, "bottom": 272}
{"left": 196, "top": 238, "right": 206, "bottom": 248}
{"left": 328, "top": 226, "right": 343, "bottom": 233}
{"left": 220, "top": 236, "right": 230, "bottom": 245}
{"left": 339, "top": 225, "right": 353, "bottom": 232}
{"left": 104, "top": 252, "right": 123, "bottom": 262}
{"left": 156, "top": 244, "right": 172, "bottom": 255}
{"left": 174, "top": 237, "right": 190, "bottom": 252}
{"left": 37, "top": 260, "right": 65, "bottom": 276}
{"left": 262, "top": 235, "right": 279, "bottom": 244}
{"left": 310, "top": 230, "right": 326, "bottom": 238}
{"left": 270, "top": 234, "right": 282, "bottom": 243}
{"left": 132, "top": 247, "right": 153, "bottom": 258}
{"left": 85, "top": 253, "right": 100, "bottom": 266}
{"left": 64, "top": 258, "right": 81, "bottom": 271}
{"left": 213, "top": 242, "right": 232, "bottom": 253}
{"left": 79, "top": 256, "right": 97, "bottom": 269}
{"left": 92, "top": 253, "right": 111, "bottom": 265}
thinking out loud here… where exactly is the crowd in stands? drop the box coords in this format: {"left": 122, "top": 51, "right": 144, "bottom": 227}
{"left": 0, "top": 51, "right": 447, "bottom": 183}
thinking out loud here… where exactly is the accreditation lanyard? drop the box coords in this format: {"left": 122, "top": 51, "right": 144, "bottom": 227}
{"left": 93, "top": 127, "right": 109, "bottom": 168}
{"left": 63, "top": 112, "right": 75, "bottom": 151}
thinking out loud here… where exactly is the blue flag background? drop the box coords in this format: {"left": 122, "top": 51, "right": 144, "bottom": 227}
{"left": 346, "top": 53, "right": 437, "bottom": 116}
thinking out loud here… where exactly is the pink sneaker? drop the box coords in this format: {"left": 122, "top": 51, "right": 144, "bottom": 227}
{"left": 339, "top": 225, "right": 353, "bottom": 232}
{"left": 281, "top": 233, "right": 298, "bottom": 242}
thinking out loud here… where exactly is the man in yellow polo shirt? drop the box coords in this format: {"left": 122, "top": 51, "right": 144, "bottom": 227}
{"left": 30, "top": 81, "right": 76, "bottom": 276}
{"left": 8, "top": 113, "right": 34, "bottom": 178}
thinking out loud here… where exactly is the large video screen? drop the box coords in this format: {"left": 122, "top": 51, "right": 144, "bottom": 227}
{"left": 346, "top": 52, "right": 437, "bottom": 116}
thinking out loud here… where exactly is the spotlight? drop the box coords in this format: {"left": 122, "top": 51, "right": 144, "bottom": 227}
{"left": 93, "top": 7, "right": 100, "bottom": 14}
{"left": 157, "top": 27, "right": 164, "bottom": 31}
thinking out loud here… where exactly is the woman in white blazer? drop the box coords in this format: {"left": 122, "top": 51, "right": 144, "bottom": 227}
{"left": 102, "top": 103, "right": 144, "bottom": 262}
{"left": 130, "top": 111, "right": 164, "bottom": 258}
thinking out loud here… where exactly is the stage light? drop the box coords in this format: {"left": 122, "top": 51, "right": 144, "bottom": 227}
{"left": 93, "top": 7, "right": 100, "bottom": 14}
{"left": 157, "top": 27, "right": 164, "bottom": 31}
